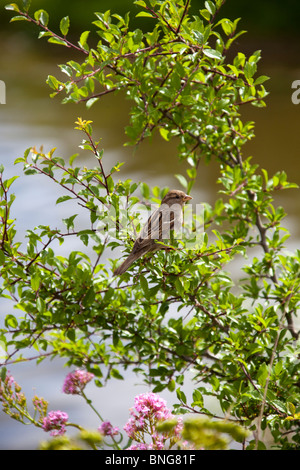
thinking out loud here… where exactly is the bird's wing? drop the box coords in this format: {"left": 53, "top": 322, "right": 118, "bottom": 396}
{"left": 133, "top": 205, "right": 178, "bottom": 252}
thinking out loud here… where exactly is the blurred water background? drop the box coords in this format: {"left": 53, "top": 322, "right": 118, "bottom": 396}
{"left": 0, "top": 0, "right": 300, "bottom": 449}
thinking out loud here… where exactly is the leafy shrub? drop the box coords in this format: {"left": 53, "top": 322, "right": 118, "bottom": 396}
{"left": 1, "top": 0, "right": 300, "bottom": 449}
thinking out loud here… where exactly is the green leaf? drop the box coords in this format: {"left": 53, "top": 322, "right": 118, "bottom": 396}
{"left": 31, "top": 272, "right": 41, "bottom": 292}
{"left": 200, "top": 9, "right": 211, "bottom": 21}
{"left": 46, "top": 75, "right": 59, "bottom": 90}
{"left": 79, "top": 31, "right": 90, "bottom": 49}
{"left": 36, "top": 297, "right": 45, "bottom": 313}
{"left": 274, "top": 360, "right": 283, "bottom": 376}
{"left": 220, "top": 19, "right": 234, "bottom": 36}
{"left": 22, "top": 0, "right": 31, "bottom": 12}
{"left": 203, "top": 48, "right": 222, "bottom": 60}
{"left": 287, "top": 402, "right": 296, "bottom": 416}
{"left": 167, "top": 379, "right": 176, "bottom": 392}
{"left": 136, "top": 11, "right": 154, "bottom": 18}
{"left": 5, "top": 315, "right": 18, "bottom": 329}
{"left": 244, "top": 62, "right": 256, "bottom": 79}
{"left": 38, "top": 31, "right": 52, "bottom": 39}
{"left": 186, "top": 168, "right": 197, "bottom": 179}
{"left": 9, "top": 15, "right": 28, "bottom": 22}
{"left": 254, "top": 75, "right": 270, "bottom": 86}
{"left": 140, "top": 182, "right": 150, "bottom": 199}
{"left": 56, "top": 195, "right": 73, "bottom": 204}
{"left": 48, "top": 37, "right": 68, "bottom": 47}
{"left": 5, "top": 4, "right": 20, "bottom": 12}
{"left": 66, "top": 329, "right": 76, "bottom": 342}
{"left": 192, "top": 389, "right": 204, "bottom": 407}
{"left": 59, "top": 64, "right": 73, "bottom": 77}
{"left": 0, "top": 367, "right": 7, "bottom": 381}
{"left": 34, "top": 9, "right": 49, "bottom": 27}
{"left": 174, "top": 174, "right": 188, "bottom": 189}
{"left": 86, "top": 97, "right": 99, "bottom": 109}
{"left": 257, "top": 363, "right": 269, "bottom": 387}
{"left": 106, "top": 176, "right": 114, "bottom": 193}
{"left": 60, "top": 16, "right": 70, "bottom": 36}
{"left": 62, "top": 214, "right": 78, "bottom": 230}
{"left": 111, "top": 368, "right": 124, "bottom": 380}
{"left": 175, "top": 278, "right": 184, "bottom": 296}
{"left": 159, "top": 128, "right": 170, "bottom": 141}
{"left": 176, "top": 387, "right": 187, "bottom": 404}
{"left": 140, "top": 275, "right": 148, "bottom": 295}
{"left": 134, "top": 0, "right": 147, "bottom": 7}
{"left": 0, "top": 250, "right": 5, "bottom": 265}
{"left": 205, "top": 1, "right": 216, "bottom": 15}
{"left": 3, "top": 175, "right": 19, "bottom": 190}
{"left": 69, "top": 153, "right": 79, "bottom": 166}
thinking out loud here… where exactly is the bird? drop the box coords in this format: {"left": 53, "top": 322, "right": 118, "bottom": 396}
{"left": 113, "top": 189, "right": 192, "bottom": 275}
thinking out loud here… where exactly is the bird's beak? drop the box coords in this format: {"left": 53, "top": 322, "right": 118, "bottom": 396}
{"left": 183, "top": 195, "right": 193, "bottom": 202}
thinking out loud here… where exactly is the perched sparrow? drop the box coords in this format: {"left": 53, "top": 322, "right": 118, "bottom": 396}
{"left": 114, "top": 189, "right": 192, "bottom": 275}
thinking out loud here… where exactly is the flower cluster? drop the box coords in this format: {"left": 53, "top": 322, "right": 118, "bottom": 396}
{"left": 62, "top": 369, "right": 94, "bottom": 395}
{"left": 32, "top": 395, "right": 49, "bottom": 424}
{"left": 98, "top": 421, "right": 119, "bottom": 437}
{"left": 1, "top": 372, "right": 192, "bottom": 449}
{"left": 0, "top": 372, "right": 16, "bottom": 402}
{"left": 0, "top": 372, "right": 27, "bottom": 420}
{"left": 42, "top": 410, "right": 69, "bottom": 436}
{"left": 123, "top": 392, "right": 184, "bottom": 450}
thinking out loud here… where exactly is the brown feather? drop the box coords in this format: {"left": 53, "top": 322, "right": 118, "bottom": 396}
{"left": 113, "top": 190, "right": 192, "bottom": 275}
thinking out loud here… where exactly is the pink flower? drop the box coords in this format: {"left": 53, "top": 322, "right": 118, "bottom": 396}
{"left": 62, "top": 370, "right": 94, "bottom": 395}
{"left": 42, "top": 410, "right": 68, "bottom": 436}
{"left": 0, "top": 372, "right": 15, "bottom": 398}
{"left": 133, "top": 392, "right": 172, "bottom": 421}
{"left": 98, "top": 421, "right": 119, "bottom": 437}
{"left": 5, "top": 373, "right": 15, "bottom": 388}
{"left": 128, "top": 443, "right": 150, "bottom": 450}
{"left": 174, "top": 416, "right": 184, "bottom": 437}
{"left": 123, "top": 417, "right": 138, "bottom": 439}
{"left": 124, "top": 392, "right": 180, "bottom": 450}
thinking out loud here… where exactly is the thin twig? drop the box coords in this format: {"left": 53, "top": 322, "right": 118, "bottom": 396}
{"left": 175, "top": 0, "right": 191, "bottom": 34}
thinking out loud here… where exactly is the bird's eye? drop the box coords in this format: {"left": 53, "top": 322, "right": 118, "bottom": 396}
{"left": 175, "top": 194, "right": 179, "bottom": 198}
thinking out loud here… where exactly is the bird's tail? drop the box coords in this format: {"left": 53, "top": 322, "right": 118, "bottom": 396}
{"left": 113, "top": 252, "right": 139, "bottom": 276}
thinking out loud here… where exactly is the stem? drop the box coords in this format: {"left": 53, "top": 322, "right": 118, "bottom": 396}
{"left": 80, "top": 391, "right": 121, "bottom": 450}
{"left": 81, "top": 391, "right": 104, "bottom": 422}
{"left": 0, "top": 174, "right": 9, "bottom": 249}
{"left": 21, "top": 11, "right": 89, "bottom": 55}
{"left": 175, "top": 0, "right": 191, "bottom": 34}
